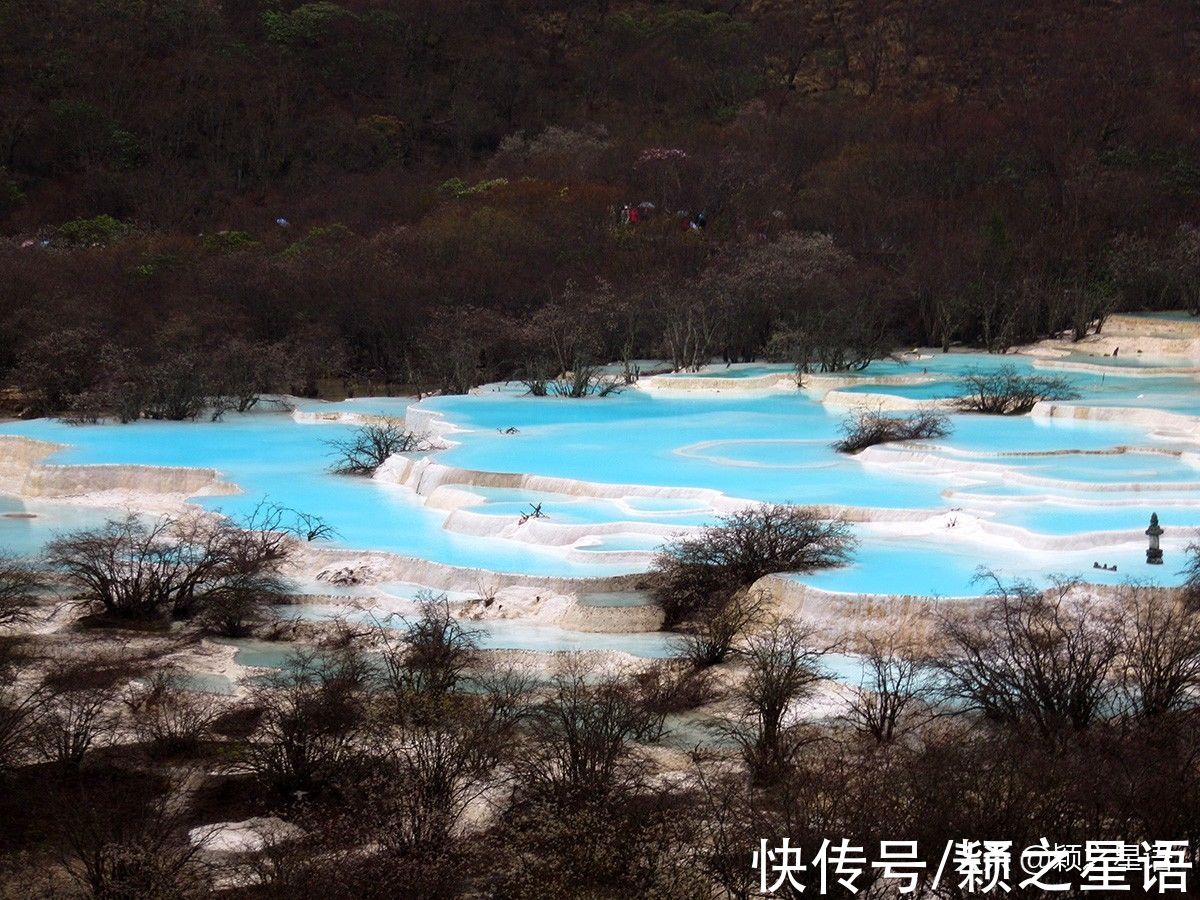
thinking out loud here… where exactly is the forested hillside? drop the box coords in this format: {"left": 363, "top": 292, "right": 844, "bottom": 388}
{"left": 1, "top": 0, "right": 1198, "bottom": 409}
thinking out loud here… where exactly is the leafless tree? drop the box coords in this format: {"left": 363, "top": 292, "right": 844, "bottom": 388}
{"left": 325, "top": 419, "right": 440, "bottom": 475}
{"left": 0, "top": 680, "right": 42, "bottom": 776}
{"left": 679, "top": 587, "right": 768, "bottom": 666}
{"left": 139, "top": 355, "right": 210, "bottom": 422}
{"left": 125, "top": 667, "right": 221, "bottom": 755}
{"left": 553, "top": 367, "right": 623, "bottom": 398}
{"left": 517, "top": 657, "right": 664, "bottom": 802}
{"left": 834, "top": 406, "right": 950, "bottom": 454}
{"left": 955, "top": 365, "right": 1079, "bottom": 415}
{"left": 278, "top": 507, "right": 337, "bottom": 543}
{"left": 244, "top": 661, "right": 533, "bottom": 897}
{"left": 654, "top": 285, "right": 723, "bottom": 372}
{"left": 30, "top": 663, "right": 121, "bottom": 772}
{"left": 44, "top": 506, "right": 297, "bottom": 627}
{"left": 0, "top": 554, "right": 44, "bottom": 626}
{"left": 843, "top": 634, "right": 935, "bottom": 744}
{"left": 653, "top": 505, "right": 855, "bottom": 627}
{"left": 933, "top": 573, "right": 1121, "bottom": 739}
{"left": 377, "top": 593, "right": 479, "bottom": 721}
{"left": 57, "top": 772, "right": 213, "bottom": 899}
{"left": 720, "top": 620, "right": 831, "bottom": 784}
{"left": 207, "top": 338, "right": 286, "bottom": 419}
{"left": 766, "top": 304, "right": 891, "bottom": 376}
{"left": 196, "top": 540, "right": 291, "bottom": 637}
{"left": 46, "top": 515, "right": 190, "bottom": 619}
{"left": 1168, "top": 223, "right": 1200, "bottom": 315}
{"left": 519, "top": 290, "right": 626, "bottom": 397}
{"left": 243, "top": 646, "right": 372, "bottom": 796}
{"left": 1180, "top": 536, "right": 1200, "bottom": 603}
{"left": 631, "top": 659, "right": 715, "bottom": 714}
{"left": 1115, "top": 583, "right": 1200, "bottom": 719}
{"left": 370, "top": 665, "right": 533, "bottom": 854}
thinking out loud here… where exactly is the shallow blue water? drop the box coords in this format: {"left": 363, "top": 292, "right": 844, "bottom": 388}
{"left": 461, "top": 485, "right": 712, "bottom": 527}
{"left": 803, "top": 538, "right": 1174, "bottom": 597}
{"left": 840, "top": 360, "right": 1200, "bottom": 415}
{"left": 0, "top": 415, "right": 627, "bottom": 577}
{"left": 2, "top": 347, "right": 1197, "bottom": 591}
{"left": 0, "top": 499, "right": 126, "bottom": 556}
{"left": 429, "top": 391, "right": 945, "bottom": 510}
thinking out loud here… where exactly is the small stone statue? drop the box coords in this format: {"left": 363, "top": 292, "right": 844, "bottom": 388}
{"left": 1146, "top": 512, "right": 1164, "bottom": 565}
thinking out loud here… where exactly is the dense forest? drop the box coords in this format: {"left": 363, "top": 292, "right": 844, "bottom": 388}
{"left": 1, "top": 0, "right": 1199, "bottom": 412}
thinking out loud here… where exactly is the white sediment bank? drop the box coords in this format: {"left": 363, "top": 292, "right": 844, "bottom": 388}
{"left": 379, "top": 455, "right": 736, "bottom": 509}
{"left": 290, "top": 409, "right": 395, "bottom": 426}
{"left": 641, "top": 371, "right": 796, "bottom": 393}
{"left": 800, "top": 371, "right": 939, "bottom": 400}
{"left": 858, "top": 443, "right": 1200, "bottom": 493}
{"left": 23, "top": 462, "right": 236, "bottom": 500}
{"left": 820, "top": 389, "right": 955, "bottom": 411}
{"left": 1032, "top": 401, "right": 1200, "bottom": 440}
{"left": 0, "top": 435, "right": 237, "bottom": 506}
{"left": 1031, "top": 357, "right": 1200, "bottom": 378}
{"left": 1104, "top": 313, "right": 1200, "bottom": 340}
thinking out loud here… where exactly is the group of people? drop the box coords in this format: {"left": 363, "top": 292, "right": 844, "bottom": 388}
{"left": 620, "top": 202, "right": 706, "bottom": 231}
{"left": 1093, "top": 561, "right": 1119, "bottom": 572}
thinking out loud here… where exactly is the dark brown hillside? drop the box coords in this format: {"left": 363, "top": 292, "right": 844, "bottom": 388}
{"left": 0, "top": 0, "right": 1197, "bottom": 406}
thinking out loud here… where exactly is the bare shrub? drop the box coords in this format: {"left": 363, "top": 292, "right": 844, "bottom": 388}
{"left": 1115, "top": 583, "right": 1200, "bottom": 719}
{"left": 31, "top": 663, "right": 121, "bottom": 771}
{"left": 249, "top": 656, "right": 530, "bottom": 900}
{"left": 652, "top": 505, "right": 855, "bottom": 627}
{"left": 125, "top": 667, "right": 220, "bottom": 756}
{"left": 1180, "top": 536, "right": 1200, "bottom": 602}
{"left": 843, "top": 634, "right": 935, "bottom": 745}
{"left": 486, "top": 780, "right": 699, "bottom": 899}
{"left": 363, "top": 666, "right": 533, "bottom": 860}
{"left": 257, "top": 773, "right": 468, "bottom": 897}
{"left": 834, "top": 406, "right": 950, "bottom": 454}
{"left": 243, "top": 646, "right": 372, "bottom": 797}
{"left": 719, "top": 620, "right": 831, "bottom": 784}
{"left": 955, "top": 364, "right": 1079, "bottom": 414}
{"left": 521, "top": 360, "right": 622, "bottom": 398}
{"left": 549, "top": 367, "right": 622, "bottom": 398}
{"left": 679, "top": 587, "right": 767, "bottom": 666}
{"left": 44, "top": 505, "right": 296, "bottom": 626}
{"left": 632, "top": 659, "right": 715, "bottom": 714}
{"left": 288, "top": 509, "right": 337, "bottom": 542}
{"left": 139, "top": 355, "right": 210, "bottom": 421}
{"left": 46, "top": 515, "right": 187, "bottom": 620}
{"left": 207, "top": 338, "right": 286, "bottom": 419}
{"left": 16, "top": 327, "right": 105, "bottom": 415}
{"left": 518, "top": 658, "right": 664, "bottom": 802}
{"left": 196, "top": 528, "right": 292, "bottom": 637}
{"left": 57, "top": 772, "right": 212, "bottom": 899}
{"left": 59, "top": 396, "right": 103, "bottom": 425}
{"left": 0, "top": 682, "right": 42, "bottom": 776}
{"left": 519, "top": 361, "right": 551, "bottom": 397}
{"left": 325, "top": 419, "right": 439, "bottom": 475}
{"left": 933, "top": 573, "right": 1120, "bottom": 739}
{"left": 377, "top": 593, "right": 478, "bottom": 722}
{"left": 0, "top": 554, "right": 44, "bottom": 626}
